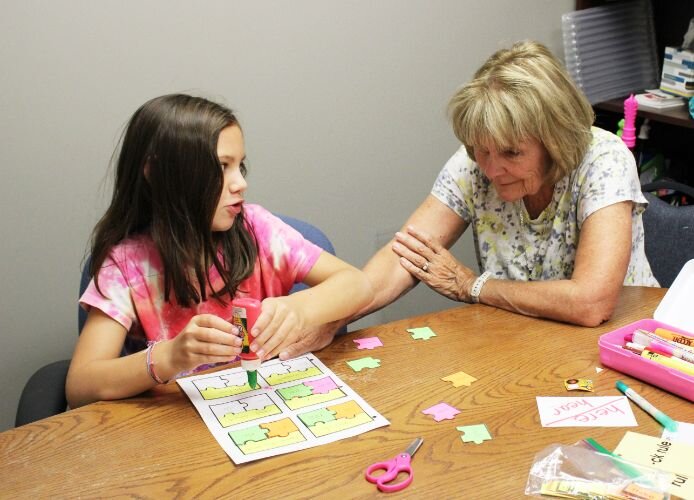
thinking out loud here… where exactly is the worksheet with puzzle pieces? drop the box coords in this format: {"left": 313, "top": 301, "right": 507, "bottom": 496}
{"left": 177, "top": 353, "right": 389, "bottom": 464}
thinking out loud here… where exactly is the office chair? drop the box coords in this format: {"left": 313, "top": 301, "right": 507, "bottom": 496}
{"left": 15, "top": 214, "right": 339, "bottom": 427}
{"left": 641, "top": 181, "right": 694, "bottom": 288}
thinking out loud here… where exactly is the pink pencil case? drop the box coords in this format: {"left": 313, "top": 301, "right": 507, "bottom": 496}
{"left": 598, "top": 319, "right": 694, "bottom": 402}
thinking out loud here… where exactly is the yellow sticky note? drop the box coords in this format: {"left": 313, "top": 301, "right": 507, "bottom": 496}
{"left": 614, "top": 431, "right": 694, "bottom": 499}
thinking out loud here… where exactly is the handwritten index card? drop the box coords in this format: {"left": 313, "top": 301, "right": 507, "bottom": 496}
{"left": 536, "top": 396, "right": 637, "bottom": 427}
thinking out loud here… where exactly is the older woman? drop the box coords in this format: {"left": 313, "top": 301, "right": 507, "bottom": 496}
{"left": 255, "top": 40, "right": 658, "bottom": 361}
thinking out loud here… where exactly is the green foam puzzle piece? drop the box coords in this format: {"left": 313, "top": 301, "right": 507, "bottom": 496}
{"left": 407, "top": 327, "right": 437, "bottom": 340}
{"left": 457, "top": 424, "right": 492, "bottom": 445}
{"left": 346, "top": 357, "right": 381, "bottom": 372}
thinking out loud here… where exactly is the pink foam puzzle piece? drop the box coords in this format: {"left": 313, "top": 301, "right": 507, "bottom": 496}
{"left": 457, "top": 424, "right": 492, "bottom": 444}
{"left": 353, "top": 337, "right": 383, "bottom": 350}
{"left": 442, "top": 371, "right": 477, "bottom": 387}
{"left": 422, "top": 402, "right": 460, "bottom": 421}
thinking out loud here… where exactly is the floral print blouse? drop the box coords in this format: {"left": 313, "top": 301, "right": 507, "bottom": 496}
{"left": 431, "top": 127, "right": 659, "bottom": 286}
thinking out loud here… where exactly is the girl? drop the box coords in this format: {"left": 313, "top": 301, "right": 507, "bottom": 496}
{"left": 66, "top": 94, "right": 373, "bottom": 408}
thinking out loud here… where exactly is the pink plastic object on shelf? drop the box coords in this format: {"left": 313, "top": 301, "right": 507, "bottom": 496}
{"left": 622, "top": 94, "right": 638, "bottom": 149}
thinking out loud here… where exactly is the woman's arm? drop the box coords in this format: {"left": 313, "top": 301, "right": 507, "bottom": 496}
{"left": 361, "top": 195, "right": 468, "bottom": 315}
{"left": 479, "top": 201, "right": 632, "bottom": 326}
{"left": 397, "top": 201, "right": 633, "bottom": 327}
{"left": 249, "top": 253, "right": 373, "bottom": 358}
{"left": 66, "top": 309, "right": 242, "bottom": 408}
{"left": 260, "top": 195, "right": 468, "bottom": 359}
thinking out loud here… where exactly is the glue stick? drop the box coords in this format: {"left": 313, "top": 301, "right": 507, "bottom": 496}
{"left": 653, "top": 327, "right": 694, "bottom": 351}
{"left": 231, "top": 298, "right": 262, "bottom": 389}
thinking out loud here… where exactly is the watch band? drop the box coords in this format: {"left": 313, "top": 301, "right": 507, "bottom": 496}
{"left": 470, "top": 271, "right": 492, "bottom": 303}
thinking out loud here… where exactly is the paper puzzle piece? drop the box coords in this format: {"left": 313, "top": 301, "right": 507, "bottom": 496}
{"left": 230, "top": 425, "right": 269, "bottom": 446}
{"left": 332, "top": 400, "right": 361, "bottom": 420}
{"left": 422, "top": 402, "right": 460, "bottom": 421}
{"left": 442, "top": 371, "right": 477, "bottom": 387}
{"left": 261, "top": 357, "right": 323, "bottom": 385}
{"left": 354, "top": 337, "right": 383, "bottom": 350}
{"left": 347, "top": 357, "right": 381, "bottom": 372}
{"left": 457, "top": 424, "right": 492, "bottom": 444}
{"left": 298, "top": 407, "right": 337, "bottom": 427}
{"left": 241, "top": 394, "right": 273, "bottom": 412}
{"left": 261, "top": 357, "right": 315, "bottom": 377}
{"left": 277, "top": 384, "right": 313, "bottom": 400}
{"left": 407, "top": 327, "right": 437, "bottom": 340}
{"left": 263, "top": 419, "right": 297, "bottom": 439}
{"left": 220, "top": 400, "right": 247, "bottom": 415}
{"left": 305, "top": 377, "right": 338, "bottom": 394}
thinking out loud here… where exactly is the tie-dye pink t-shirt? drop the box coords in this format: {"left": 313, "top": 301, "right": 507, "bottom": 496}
{"left": 80, "top": 204, "right": 322, "bottom": 354}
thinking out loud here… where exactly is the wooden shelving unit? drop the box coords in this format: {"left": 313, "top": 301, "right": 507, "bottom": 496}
{"left": 594, "top": 97, "right": 693, "bottom": 130}
{"left": 575, "top": 0, "right": 694, "bottom": 187}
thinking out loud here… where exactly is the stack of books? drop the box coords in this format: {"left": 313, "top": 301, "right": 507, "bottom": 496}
{"left": 660, "top": 46, "right": 694, "bottom": 98}
{"left": 634, "top": 89, "right": 686, "bottom": 109}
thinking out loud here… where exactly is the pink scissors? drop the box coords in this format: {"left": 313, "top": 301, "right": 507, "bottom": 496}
{"left": 364, "top": 437, "right": 423, "bottom": 493}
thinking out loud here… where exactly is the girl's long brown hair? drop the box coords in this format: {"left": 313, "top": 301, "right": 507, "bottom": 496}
{"left": 90, "top": 94, "right": 257, "bottom": 307}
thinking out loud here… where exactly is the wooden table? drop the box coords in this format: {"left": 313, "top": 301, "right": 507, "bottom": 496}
{"left": 2, "top": 287, "right": 691, "bottom": 498}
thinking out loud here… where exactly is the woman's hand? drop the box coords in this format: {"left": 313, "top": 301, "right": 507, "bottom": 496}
{"left": 249, "top": 297, "right": 308, "bottom": 360}
{"left": 393, "top": 225, "right": 477, "bottom": 302}
{"left": 256, "top": 322, "right": 341, "bottom": 361}
{"left": 165, "top": 314, "right": 242, "bottom": 374}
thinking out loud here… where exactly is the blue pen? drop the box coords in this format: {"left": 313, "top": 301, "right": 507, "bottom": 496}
{"left": 616, "top": 380, "right": 678, "bottom": 432}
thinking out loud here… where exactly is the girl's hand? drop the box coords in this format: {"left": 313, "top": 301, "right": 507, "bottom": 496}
{"left": 249, "top": 297, "right": 306, "bottom": 360}
{"left": 165, "top": 314, "right": 242, "bottom": 374}
{"left": 392, "top": 225, "right": 476, "bottom": 302}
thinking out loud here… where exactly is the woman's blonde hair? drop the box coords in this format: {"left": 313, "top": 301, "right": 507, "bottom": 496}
{"left": 448, "top": 40, "right": 594, "bottom": 184}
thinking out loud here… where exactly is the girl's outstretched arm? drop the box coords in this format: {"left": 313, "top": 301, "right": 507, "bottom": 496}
{"left": 66, "top": 309, "right": 242, "bottom": 408}
{"left": 249, "top": 252, "right": 373, "bottom": 360}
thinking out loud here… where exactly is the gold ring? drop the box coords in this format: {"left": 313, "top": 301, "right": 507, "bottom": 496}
{"left": 422, "top": 261, "right": 429, "bottom": 272}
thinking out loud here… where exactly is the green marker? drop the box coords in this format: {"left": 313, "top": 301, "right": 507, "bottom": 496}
{"left": 616, "top": 380, "right": 678, "bottom": 432}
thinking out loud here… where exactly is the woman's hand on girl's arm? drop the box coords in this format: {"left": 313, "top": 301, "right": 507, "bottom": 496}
{"left": 249, "top": 252, "right": 373, "bottom": 359}
{"left": 66, "top": 309, "right": 241, "bottom": 408}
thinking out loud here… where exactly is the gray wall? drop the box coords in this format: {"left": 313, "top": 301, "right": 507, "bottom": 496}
{"left": 0, "top": 0, "right": 573, "bottom": 431}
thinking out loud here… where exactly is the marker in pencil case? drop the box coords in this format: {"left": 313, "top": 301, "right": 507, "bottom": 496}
{"left": 231, "top": 297, "right": 262, "bottom": 389}
{"left": 641, "top": 348, "right": 694, "bottom": 377}
{"left": 632, "top": 329, "right": 694, "bottom": 363}
{"left": 652, "top": 327, "right": 694, "bottom": 350}
{"left": 622, "top": 341, "right": 694, "bottom": 377}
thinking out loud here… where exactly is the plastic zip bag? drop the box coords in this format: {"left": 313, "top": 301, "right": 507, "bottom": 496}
{"left": 525, "top": 442, "right": 673, "bottom": 499}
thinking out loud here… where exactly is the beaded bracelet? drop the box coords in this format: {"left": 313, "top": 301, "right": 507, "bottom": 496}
{"left": 146, "top": 341, "right": 168, "bottom": 384}
{"left": 470, "top": 271, "right": 492, "bottom": 304}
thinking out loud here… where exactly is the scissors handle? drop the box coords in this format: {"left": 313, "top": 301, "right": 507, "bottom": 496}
{"left": 364, "top": 453, "right": 413, "bottom": 493}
